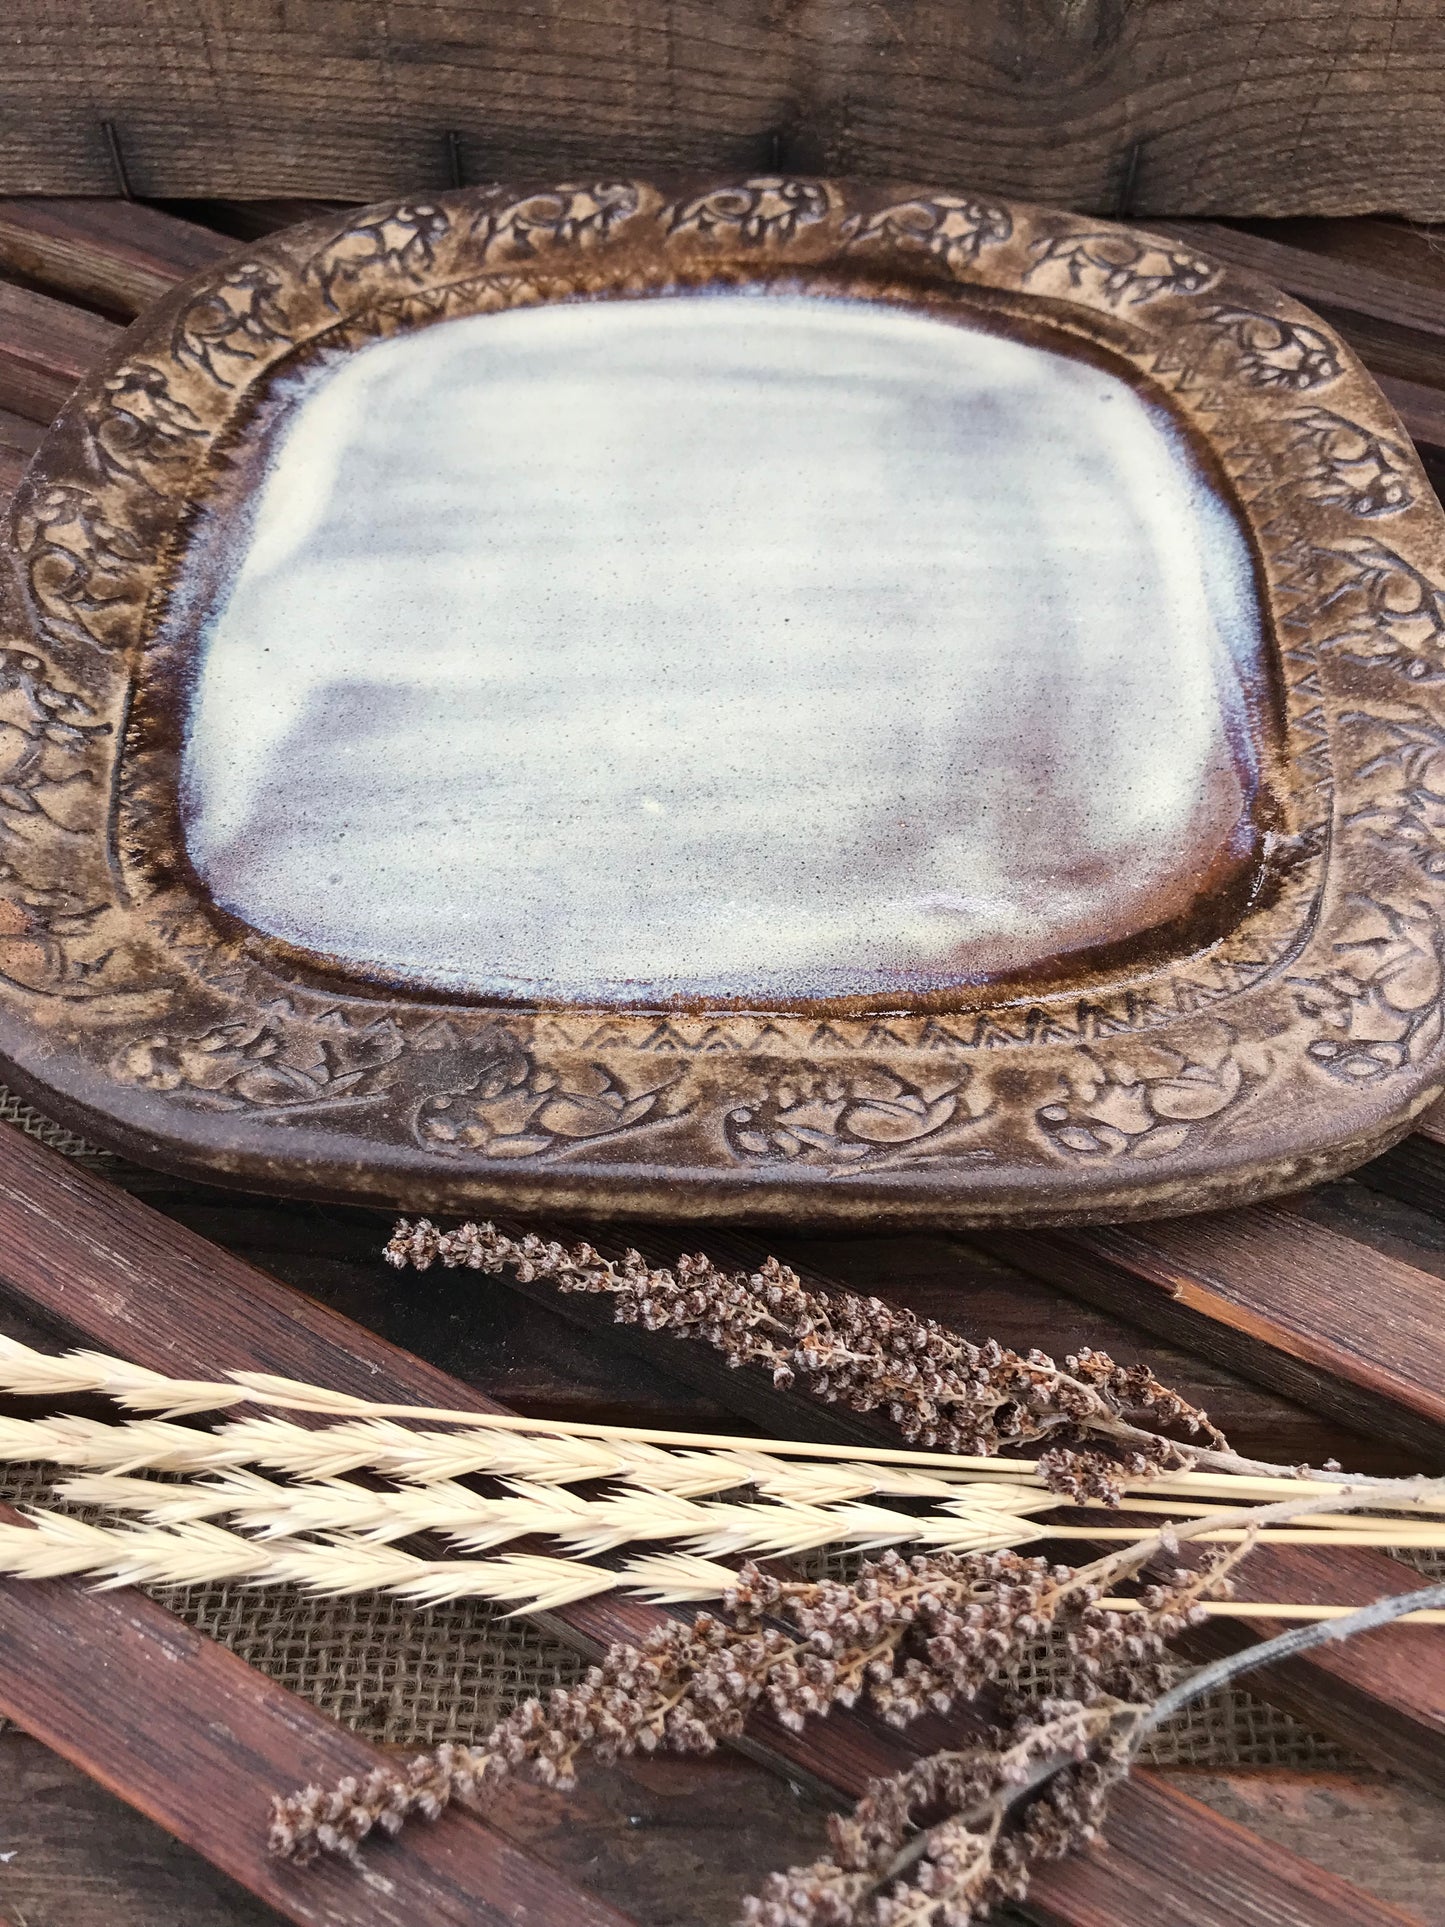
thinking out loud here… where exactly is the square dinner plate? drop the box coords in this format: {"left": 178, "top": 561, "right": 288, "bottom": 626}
{"left": 4, "top": 178, "right": 1445, "bottom": 1226}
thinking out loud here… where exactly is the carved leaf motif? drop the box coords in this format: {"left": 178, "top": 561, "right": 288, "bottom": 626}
{"left": 1312, "top": 538, "right": 1445, "bottom": 682}
{"left": 1286, "top": 408, "right": 1414, "bottom": 518}
{"left": 413, "top": 1035, "right": 671, "bottom": 1159}
{"left": 1036, "top": 1037, "right": 1249, "bottom": 1161}
{"left": 664, "top": 178, "right": 831, "bottom": 245}
{"left": 84, "top": 364, "right": 206, "bottom": 488}
{"left": 471, "top": 183, "right": 641, "bottom": 260}
{"left": 16, "top": 486, "right": 149, "bottom": 654}
{"left": 1201, "top": 306, "right": 1340, "bottom": 390}
{"left": 171, "top": 262, "right": 290, "bottom": 386}
{"left": 724, "top": 1071, "right": 963, "bottom": 1167}
{"left": 307, "top": 204, "right": 452, "bottom": 312}
{"left": 841, "top": 196, "right": 1012, "bottom": 273}
{"left": 114, "top": 1013, "right": 404, "bottom": 1112}
{"left": 1024, "top": 231, "right": 1216, "bottom": 306}
{"left": 1292, "top": 897, "right": 1445, "bottom": 1083}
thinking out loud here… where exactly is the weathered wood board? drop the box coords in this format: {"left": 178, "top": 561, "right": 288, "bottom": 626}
{"left": 4, "top": 3, "right": 1445, "bottom": 213}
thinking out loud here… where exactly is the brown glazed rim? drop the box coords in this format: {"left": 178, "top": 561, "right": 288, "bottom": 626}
{"left": 2, "top": 176, "right": 1445, "bottom": 1229}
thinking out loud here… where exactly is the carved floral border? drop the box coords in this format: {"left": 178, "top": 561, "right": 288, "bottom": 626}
{"left": 2, "top": 178, "right": 1444, "bottom": 1224}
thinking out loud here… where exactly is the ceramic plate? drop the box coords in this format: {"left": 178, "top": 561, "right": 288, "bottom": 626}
{"left": 4, "top": 178, "right": 1445, "bottom": 1226}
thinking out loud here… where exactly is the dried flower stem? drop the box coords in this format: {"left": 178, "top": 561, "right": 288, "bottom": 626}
{"left": 268, "top": 1542, "right": 1233, "bottom": 1866}
{"left": 381, "top": 1221, "right": 1424, "bottom": 1495}
{"left": 745, "top": 1576, "right": 1445, "bottom": 1925}
{"left": 1139, "top": 1578, "right": 1445, "bottom": 1728}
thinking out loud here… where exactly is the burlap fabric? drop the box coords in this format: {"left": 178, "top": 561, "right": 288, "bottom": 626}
{"left": 3, "top": 1088, "right": 1434, "bottom": 1768}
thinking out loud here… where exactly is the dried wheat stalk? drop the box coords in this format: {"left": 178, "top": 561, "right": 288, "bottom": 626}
{"left": 52, "top": 1464, "right": 1445, "bottom": 1555}
{"left": 3, "top": 1478, "right": 1439, "bottom": 1613}
{"left": 2, "top": 1331, "right": 1437, "bottom": 1513}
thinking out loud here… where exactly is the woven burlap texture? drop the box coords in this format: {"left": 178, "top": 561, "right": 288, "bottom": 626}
{"left": 0, "top": 1088, "right": 1429, "bottom": 1769}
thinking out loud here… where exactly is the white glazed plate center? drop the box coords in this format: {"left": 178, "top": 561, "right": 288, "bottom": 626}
{"left": 178, "top": 292, "right": 1267, "bottom": 1002}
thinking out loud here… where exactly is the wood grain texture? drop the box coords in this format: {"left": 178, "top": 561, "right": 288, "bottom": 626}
{"left": 0, "top": 197, "right": 235, "bottom": 317}
{"left": 3, "top": 3, "right": 1445, "bottom": 213}
{"left": 1174, "top": 1543, "right": 1445, "bottom": 1794}
{"left": 1171, "top": 1771, "right": 1445, "bottom": 1927}
{"left": 980, "top": 1204, "right": 1445, "bottom": 1458}
{"left": 0, "top": 1125, "right": 1426, "bottom": 1927}
{"left": 1154, "top": 219, "right": 1445, "bottom": 343}
{"left": 0, "top": 279, "right": 119, "bottom": 423}
{"left": 0, "top": 1730, "right": 848, "bottom": 1927}
{"left": 0, "top": 1499, "right": 638, "bottom": 1927}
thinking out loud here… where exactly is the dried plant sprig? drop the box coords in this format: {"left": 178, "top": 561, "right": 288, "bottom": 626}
{"left": 745, "top": 1697, "right": 1143, "bottom": 1926}
{"left": 268, "top": 1544, "right": 1222, "bottom": 1865}
{"left": 268, "top": 1477, "right": 1436, "bottom": 1865}
{"left": 386, "top": 1220, "right": 1237, "bottom": 1483}
{"left": 741, "top": 1576, "right": 1445, "bottom": 1925}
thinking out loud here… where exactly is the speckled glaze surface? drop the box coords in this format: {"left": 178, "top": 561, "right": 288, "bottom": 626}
{"left": 3, "top": 177, "right": 1445, "bottom": 1227}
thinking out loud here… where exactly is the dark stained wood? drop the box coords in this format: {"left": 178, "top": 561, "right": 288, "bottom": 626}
{"left": 0, "top": 406, "right": 40, "bottom": 502}
{"left": 1376, "top": 374, "right": 1445, "bottom": 456}
{"left": 0, "top": 279, "right": 119, "bottom": 424}
{"left": 6, "top": 4, "right": 1445, "bottom": 215}
{"left": 1153, "top": 220, "right": 1445, "bottom": 344}
{"left": 0, "top": 1728, "right": 848, "bottom": 1927}
{"left": 979, "top": 1205, "right": 1445, "bottom": 1460}
{"left": 0, "top": 1727, "right": 304, "bottom": 1927}
{"left": 1014, "top": 1775, "right": 1428, "bottom": 1927}
{"left": 1174, "top": 1770, "right": 1445, "bottom": 1927}
{"left": 0, "top": 197, "right": 235, "bottom": 317}
{"left": 1174, "top": 1543, "right": 1445, "bottom": 1795}
{"left": 1238, "top": 216, "right": 1445, "bottom": 297}
{"left": 0, "top": 1498, "right": 638, "bottom": 1927}
{"left": 1364, "top": 1133, "right": 1445, "bottom": 1223}
{"left": 0, "top": 1127, "right": 1428, "bottom": 1927}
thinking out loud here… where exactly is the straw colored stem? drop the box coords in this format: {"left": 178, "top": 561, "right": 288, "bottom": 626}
{"left": 5, "top": 1332, "right": 1442, "bottom": 1506}
{"left": 1101, "top": 1599, "right": 1445, "bottom": 1625}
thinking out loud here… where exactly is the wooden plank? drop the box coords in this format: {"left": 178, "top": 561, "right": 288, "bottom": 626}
{"left": 0, "top": 1731, "right": 839, "bottom": 1927}
{"left": 0, "top": 1497, "right": 638, "bottom": 1927}
{"left": 0, "top": 1127, "right": 1426, "bottom": 1927}
{"left": 0, "top": 1726, "right": 340, "bottom": 1927}
{"left": 979, "top": 1207, "right": 1445, "bottom": 1461}
{"left": 1375, "top": 374, "right": 1445, "bottom": 457}
{"left": 1152, "top": 220, "right": 1445, "bottom": 345}
{"left": 1011, "top": 1776, "right": 1427, "bottom": 1927}
{"left": 1171, "top": 1769, "right": 1445, "bottom": 1927}
{"left": 1175, "top": 1543, "right": 1445, "bottom": 1795}
{"left": 0, "top": 198, "right": 234, "bottom": 317}
{"left": 0, "top": 405, "right": 40, "bottom": 503}
{"left": 0, "top": 280, "right": 119, "bottom": 424}
{"left": 3, "top": 4, "right": 1445, "bottom": 215}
